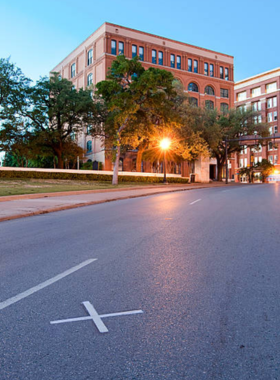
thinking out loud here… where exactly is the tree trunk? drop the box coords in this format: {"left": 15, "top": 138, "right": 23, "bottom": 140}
{"left": 136, "top": 148, "right": 144, "bottom": 172}
{"left": 217, "top": 161, "right": 224, "bottom": 181}
{"left": 57, "top": 151, "right": 63, "bottom": 169}
{"left": 112, "top": 144, "right": 120, "bottom": 185}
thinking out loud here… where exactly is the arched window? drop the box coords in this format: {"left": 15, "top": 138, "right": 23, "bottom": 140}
{"left": 189, "top": 97, "right": 198, "bottom": 107}
{"left": 205, "top": 86, "right": 215, "bottom": 96}
{"left": 87, "top": 140, "right": 92, "bottom": 152}
{"left": 205, "top": 100, "right": 214, "bottom": 110}
{"left": 87, "top": 73, "right": 93, "bottom": 86}
{"left": 220, "top": 103, "right": 229, "bottom": 113}
{"left": 188, "top": 82, "right": 198, "bottom": 92}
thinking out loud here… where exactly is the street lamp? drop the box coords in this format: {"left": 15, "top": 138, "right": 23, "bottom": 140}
{"left": 160, "top": 138, "right": 171, "bottom": 184}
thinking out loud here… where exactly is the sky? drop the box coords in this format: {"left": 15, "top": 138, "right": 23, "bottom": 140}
{"left": 1, "top": 0, "right": 280, "bottom": 83}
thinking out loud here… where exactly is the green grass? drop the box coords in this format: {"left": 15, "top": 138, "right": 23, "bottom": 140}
{"left": 0, "top": 178, "right": 166, "bottom": 197}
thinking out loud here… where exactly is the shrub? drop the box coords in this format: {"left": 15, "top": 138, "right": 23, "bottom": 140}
{"left": 0, "top": 169, "right": 189, "bottom": 183}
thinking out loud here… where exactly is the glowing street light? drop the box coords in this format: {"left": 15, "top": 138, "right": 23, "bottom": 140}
{"left": 160, "top": 138, "right": 171, "bottom": 184}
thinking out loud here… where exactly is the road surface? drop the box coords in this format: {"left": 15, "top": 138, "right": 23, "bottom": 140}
{"left": 1, "top": 184, "right": 279, "bottom": 379}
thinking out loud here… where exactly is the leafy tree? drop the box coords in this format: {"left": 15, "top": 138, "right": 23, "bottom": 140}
{"left": 0, "top": 58, "right": 30, "bottom": 110}
{"left": 256, "top": 159, "right": 274, "bottom": 182}
{"left": 193, "top": 107, "right": 268, "bottom": 181}
{"left": 1, "top": 72, "right": 93, "bottom": 168}
{"left": 94, "top": 55, "right": 181, "bottom": 184}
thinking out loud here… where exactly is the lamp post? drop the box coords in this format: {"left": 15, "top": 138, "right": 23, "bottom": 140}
{"left": 160, "top": 138, "right": 171, "bottom": 184}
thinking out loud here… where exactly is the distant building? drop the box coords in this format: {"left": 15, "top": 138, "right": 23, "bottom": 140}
{"left": 51, "top": 22, "right": 234, "bottom": 181}
{"left": 234, "top": 68, "right": 280, "bottom": 182}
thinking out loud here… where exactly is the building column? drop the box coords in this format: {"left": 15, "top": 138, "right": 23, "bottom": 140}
{"left": 125, "top": 39, "right": 131, "bottom": 58}
{"left": 93, "top": 42, "right": 96, "bottom": 60}
{"left": 164, "top": 49, "right": 169, "bottom": 67}
{"left": 199, "top": 58, "right": 204, "bottom": 75}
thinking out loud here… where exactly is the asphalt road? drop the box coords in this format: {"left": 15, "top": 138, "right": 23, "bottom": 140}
{"left": 1, "top": 184, "right": 280, "bottom": 380}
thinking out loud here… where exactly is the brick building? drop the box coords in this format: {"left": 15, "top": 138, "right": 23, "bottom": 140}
{"left": 234, "top": 68, "right": 280, "bottom": 182}
{"left": 51, "top": 22, "right": 234, "bottom": 181}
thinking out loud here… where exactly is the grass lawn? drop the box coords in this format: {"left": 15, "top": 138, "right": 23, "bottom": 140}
{"left": 0, "top": 178, "right": 164, "bottom": 197}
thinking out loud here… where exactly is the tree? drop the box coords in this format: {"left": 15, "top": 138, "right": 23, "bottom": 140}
{"left": 94, "top": 55, "right": 180, "bottom": 184}
{"left": 256, "top": 159, "right": 274, "bottom": 182}
{"left": 193, "top": 107, "right": 268, "bottom": 181}
{"left": 1, "top": 72, "right": 94, "bottom": 169}
{"left": 0, "top": 58, "right": 30, "bottom": 110}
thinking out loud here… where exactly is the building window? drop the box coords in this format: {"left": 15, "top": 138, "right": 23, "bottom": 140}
{"left": 152, "top": 49, "right": 157, "bottom": 64}
{"left": 87, "top": 140, "right": 92, "bottom": 152}
{"left": 274, "top": 111, "right": 278, "bottom": 121}
{"left": 194, "top": 60, "right": 198, "bottom": 73}
{"left": 268, "top": 142, "right": 274, "bottom": 151}
{"left": 252, "top": 102, "right": 258, "bottom": 111}
{"left": 258, "top": 115, "right": 262, "bottom": 123}
{"left": 225, "top": 68, "right": 229, "bottom": 80}
{"left": 205, "top": 100, "right": 214, "bottom": 110}
{"left": 269, "top": 126, "right": 273, "bottom": 135}
{"left": 87, "top": 49, "right": 93, "bottom": 66}
{"left": 111, "top": 40, "right": 116, "bottom": 55}
{"left": 210, "top": 64, "right": 214, "bottom": 77}
{"left": 188, "top": 58, "right": 192, "bottom": 72}
{"left": 205, "top": 85, "right": 215, "bottom": 96}
{"left": 71, "top": 63, "right": 76, "bottom": 78}
{"left": 275, "top": 126, "right": 278, "bottom": 133}
{"left": 268, "top": 155, "right": 273, "bottom": 164}
{"left": 177, "top": 56, "right": 181, "bottom": 69}
{"left": 239, "top": 159, "right": 243, "bottom": 168}
{"left": 158, "top": 51, "right": 163, "bottom": 65}
{"left": 237, "top": 91, "right": 246, "bottom": 101}
{"left": 170, "top": 54, "right": 175, "bottom": 68}
{"left": 204, "top": 63, "right": 209, "bottom": 76}
{"left": 267, "top": 98, "right": 272, "bottom": 108}
{"left": 189, "top": 97, "right": 198, "bottom": 106}
{"left": 118, "top": 41, "right": 124, "bottom": 55}
{"left": 132, "top": 45, "right": 137, "bottom": 58}
{"left": 273, "top": 97, "right": 277, "bottom": 107}
{"left": 267, "top": 113, "right": 273, "bottom": 123}
{"left": 221, "top": 103, "right": 229, "bottom": 113}
{"left": 251, "top": 87, "right": 261, "bottom": 97}
{"left": 139, "top": 46, "right": 144, "bottom": 61}
{"left": 87, "top": 73, "right": 93, "bottom": 86}
{"left": 275, "top": 155, "right": 278, "bottom": 164}
{"left": 188, "top": 82, "right": 199, "bottom": 92}
{"left": 220, "top": 66, "right": 224, "bottom": 79}
{"left": 220, "top": 88, "right": 229, "bottom": 98}
{"left": 266, "top": 82, "right": 277, "bottom": 93}
{"left": 258, "top": 101, "right": 261, "bottom": 111}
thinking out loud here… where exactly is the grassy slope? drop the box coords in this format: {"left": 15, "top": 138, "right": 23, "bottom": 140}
{"left": 0, "top": 178, "right": 163, "bottom": 197}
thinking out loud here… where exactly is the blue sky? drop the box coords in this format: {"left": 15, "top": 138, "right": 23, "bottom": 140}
{"left": 1, "top": 0, "right": 280, "bottom": 83}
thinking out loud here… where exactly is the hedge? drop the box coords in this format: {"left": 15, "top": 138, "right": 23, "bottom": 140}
{"left": 0, "top": 170, "right": 189, "bottom": 184}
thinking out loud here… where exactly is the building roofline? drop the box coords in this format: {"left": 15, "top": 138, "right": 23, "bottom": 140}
{"left": 104, "top": 22, "right": 234, "bottom": 59}
{"left": 50, "top": 23, "right": 106, "bottom": 73}
{"left": 51, "top": 21, "right": 234, "bottom": 72}
{"left": 235, "top": 67, "right": 280, "bottom": 86}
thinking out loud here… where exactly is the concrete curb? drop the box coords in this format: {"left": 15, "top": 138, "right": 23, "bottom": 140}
{"left": 0, "top": 184, "right": 232, "bottom": 223}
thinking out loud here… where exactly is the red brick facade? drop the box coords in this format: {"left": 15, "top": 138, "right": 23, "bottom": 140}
{"left": 234, "top": 68, "right": 280, "bottom": 182}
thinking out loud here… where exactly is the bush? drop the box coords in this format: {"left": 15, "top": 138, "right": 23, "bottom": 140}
{"left": 0, "top": 169, "right": 189, "bottom": 183}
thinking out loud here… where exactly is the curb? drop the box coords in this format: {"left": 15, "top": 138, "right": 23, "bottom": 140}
{"left": 0, "top": 184, "right": 230, "bottom": 223}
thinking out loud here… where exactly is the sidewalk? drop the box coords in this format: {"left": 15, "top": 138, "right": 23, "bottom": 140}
{"left": 0, "top": 182, "right": 237, "bottom": 222}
